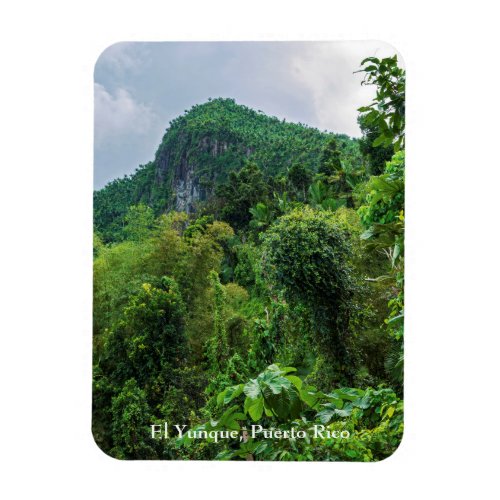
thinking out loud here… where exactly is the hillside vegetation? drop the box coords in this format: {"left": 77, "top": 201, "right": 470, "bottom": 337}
{"left": 94, "top": 98, "right": 362, "bottom": 241}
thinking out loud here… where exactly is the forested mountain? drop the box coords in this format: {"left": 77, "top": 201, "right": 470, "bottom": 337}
{"left": 93, "top": 56, "right": 405, "bottom": 461}
{"left": 94, "top": 98, "right": 362, "bottom": 241}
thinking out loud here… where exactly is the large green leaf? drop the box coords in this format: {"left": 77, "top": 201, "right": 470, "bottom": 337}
{"left": 246, "top": 397, "right": 264, "bottom": 421}
{"left": 300, "top": 386, "right": 322, "bottom": 408}
{"left": 279, "top": 366, "right": 298, "bottom": 374}
{"left": 218, "top": 405, "right": 240, "bottom": 427}
{"left": 224, "top": 384, "right": 244, "bottom": 404}
{"left": 217, "top": 383, "right": 244, "bottom": 405}
{"left": 316, "top": 402, "right": 353, "bottom": 423}
{"left": 333, "top": 388, "right": 364, "bottom": 401}
{"left": 243, "top": 379, "right": 261, "bottom": 399}
{"left": 352, "top": 394, "right": 372, "bottom": 409}
{"left": 286, "top": 375, "right": 303, "bottom": 390}
{"left": 266, "top": 386, "right": 301, "bottom": 419}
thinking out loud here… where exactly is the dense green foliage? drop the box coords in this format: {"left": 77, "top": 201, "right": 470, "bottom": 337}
{"left": 180, "top": 364, "right": 403, "bottom": 461}
{"left": 93, "top": 55, "right": 405, "bottom": 461}
{"left": 357, "top": 55, "right": 405, "bottom": 151}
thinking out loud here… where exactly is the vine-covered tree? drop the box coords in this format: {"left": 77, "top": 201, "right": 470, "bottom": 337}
{"left": 262, "top": 207, "right": 357, "bottom": 386}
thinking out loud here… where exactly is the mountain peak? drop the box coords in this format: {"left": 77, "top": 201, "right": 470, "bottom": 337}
{"left": 94, "top": 100, "right": 361, "bottom": 241}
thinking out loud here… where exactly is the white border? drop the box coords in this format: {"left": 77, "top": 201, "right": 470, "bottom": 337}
{"left": 1, "top": 1, "right": 499, "bottom": 498}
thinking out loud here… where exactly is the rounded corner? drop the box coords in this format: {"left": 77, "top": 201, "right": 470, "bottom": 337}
{"left": 90, "top": 425, "right": 125, "bottom": 462}
{"left": 369, "top": 39, "right": 406, "bottom": 69}
{"left": 93, "top": 41, "right": 130, "bottom": 78}
{"left": 373, "top": 426, "right": 405, "bottom": 464}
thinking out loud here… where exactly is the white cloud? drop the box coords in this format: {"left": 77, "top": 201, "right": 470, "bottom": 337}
{"left": 94, "top": 83, "right": 157, "bottom": 148}
{"left": 289, "top": 41, "right": 398, "bottom": 136}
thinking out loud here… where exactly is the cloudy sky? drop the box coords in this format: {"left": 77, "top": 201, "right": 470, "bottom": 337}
{"left": 94, "top": 41, "right": 400, "bottom": 189}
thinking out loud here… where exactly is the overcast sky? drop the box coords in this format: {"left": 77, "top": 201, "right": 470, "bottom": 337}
{"left": 94, "top": 41, "right": 400, "bottom": 189}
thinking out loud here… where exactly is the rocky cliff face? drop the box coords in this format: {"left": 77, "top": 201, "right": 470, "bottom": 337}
{"left": 156, "top": 147, "right": 199, "bottom": 214}
{"left": 155, "top": 135, "right": 252, "bottom": 213}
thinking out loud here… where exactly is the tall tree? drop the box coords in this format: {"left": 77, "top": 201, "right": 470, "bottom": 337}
{"left": 318, "top": 137, "right": 342, "bottom": 176}
{"left": 357, "top": 114, "right": 394, "bottom": 175}
{"left": 357, "top": 54, "right": 405, "bottom": 392}
{"left": 287, "top": 163, "right": 312, "bottom": 201}
{"left": 110, "top": 379, "right": 156, "bottom": 459}
{"left": 123, "top": 203, "right": 156, "bottom": 241}
{"left": 356, "top": 55, "right": 405, "bottom": 151}
{"left": 216, "top": 161, "right": 269, "bottom": 230}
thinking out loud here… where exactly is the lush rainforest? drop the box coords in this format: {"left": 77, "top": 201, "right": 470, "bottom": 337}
{"left": 93, "top": 55, "right": 405, "bottom": 461}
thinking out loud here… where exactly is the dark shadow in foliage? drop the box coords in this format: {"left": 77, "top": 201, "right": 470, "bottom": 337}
{"left": 216, "top": 161, "right": 270, "bottom": 231}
